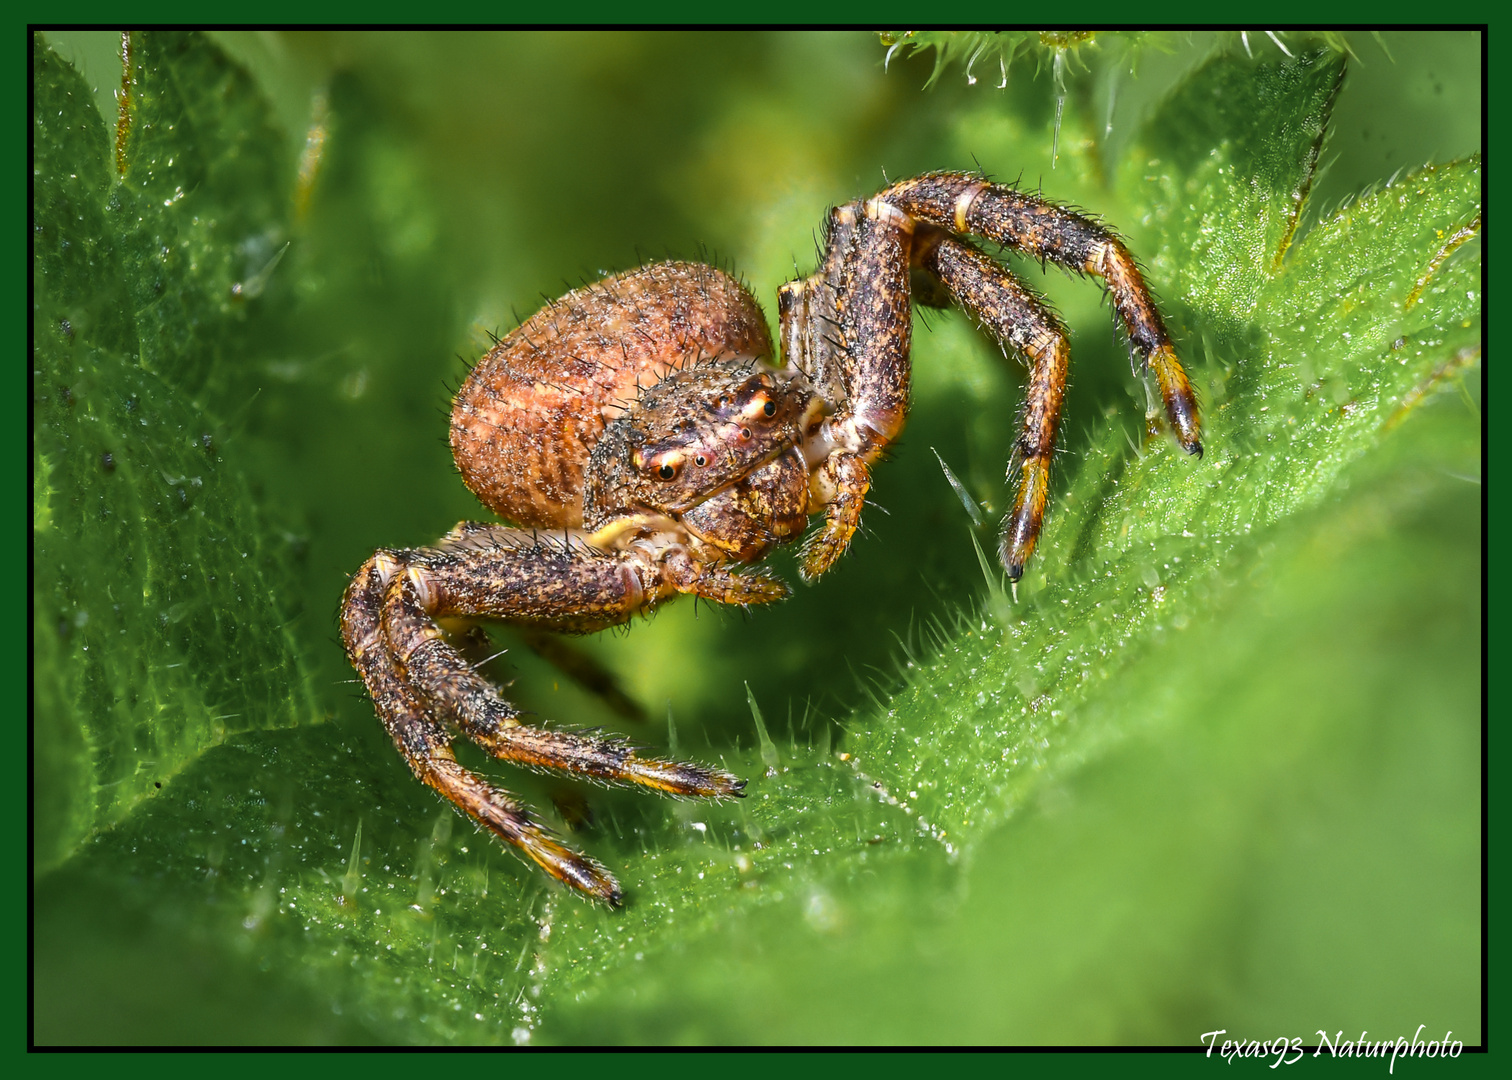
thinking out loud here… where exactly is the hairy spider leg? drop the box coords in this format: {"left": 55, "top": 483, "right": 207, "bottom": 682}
{"left": 377, "top": 535, "right": 748, "bottom": 802}
{"left": 882, "top": 171, "right": 1203, "bottom": 457}
{"left": 340, "top": 553, "right": 623, "bottom": 904}
{"left": 780, "top": 205, "right": 855, "bottom": 410}
{"left": 913, "top": 230, "right": 1071, "bottom": 580}
{"left": 435, "top": 597, "right": 650, "bottom": 725}
{"left": 786, "top": 202, "right": 914, "bottom": 581}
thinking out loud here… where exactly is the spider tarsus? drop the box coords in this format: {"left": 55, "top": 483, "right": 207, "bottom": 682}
{"left": 625, "top": 755, "right": 746, "bottom": 799}
{"left": 531, "top": 838, "right": 623, "bottom": 907}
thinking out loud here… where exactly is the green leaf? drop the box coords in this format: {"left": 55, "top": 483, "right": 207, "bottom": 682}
{"left": 34, "top": 32, "right": 1479, "bottom": 1045}
{"left": 32, "top": 31, "right": 316, "bottom": 873}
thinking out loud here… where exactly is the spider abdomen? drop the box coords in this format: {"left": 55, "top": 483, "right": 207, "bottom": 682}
{"left": 450, "top": 262, "right": 773, "bottom": 529}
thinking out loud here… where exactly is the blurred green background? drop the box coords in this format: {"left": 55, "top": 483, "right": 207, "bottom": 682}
{"left": 33, "top": 31, "right": 1480, "bottom": 1045}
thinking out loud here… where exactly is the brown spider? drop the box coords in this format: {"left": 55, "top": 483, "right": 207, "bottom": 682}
{"left": 340, "top": 171, "right": 1202, "bottom": 905}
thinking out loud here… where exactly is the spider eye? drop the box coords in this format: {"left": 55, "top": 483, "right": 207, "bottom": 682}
{"left": 694, "top": 454, "right": 708, "bottom": 467}
{"left": 741, "top": 390, "right": 777, "bottom": 422}
{"left": 646, "top": 450, "right": 685, "bottom": 481}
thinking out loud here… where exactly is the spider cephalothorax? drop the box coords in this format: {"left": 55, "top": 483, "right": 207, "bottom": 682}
{"left": 341, "top": 172, "right": 1203, "bottom": 904}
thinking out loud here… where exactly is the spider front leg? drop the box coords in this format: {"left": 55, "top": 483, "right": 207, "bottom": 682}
{"left": 883, "top": 171, "right": 1203, "bottom": 457}
{"left": 340, "top": 527, "right": 760, "bottom": 905}
{"left": 341, "top": 551, "right": 622, "bottom": 902}
{"left": 781, "top": 202, "right": 914, "bottom": 581}
{"left": 913, "top": 230, "right": 1070, "bottom": 580}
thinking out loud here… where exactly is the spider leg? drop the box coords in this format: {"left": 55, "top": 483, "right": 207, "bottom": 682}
{"left": 659, "top": 544, "right": 793, "bottom": 606}
{"left": 378, "top": 534, "right": 747, "bottom": 800}
{"left": 779, "top": 206, "right": 855, "bottom": 408}
{"left": 441, "top": 522, "right": 650, "bottom": 725}
{"left": 914, "top": 230, "right": 1070, "bottom": 580}
{"left": 785, "top": 203, "right": 914, "bottom": 581}
{"left": 340, "top": 551, "right": 622, "bottom": 904}
{"left": 881, "top": 171, "right": 1203, "bottom": 456}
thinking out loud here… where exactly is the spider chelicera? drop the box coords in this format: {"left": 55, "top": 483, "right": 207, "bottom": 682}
{"left": 340, "top": 171, "right": 1203, "bottom": 904}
